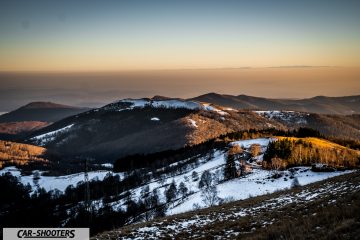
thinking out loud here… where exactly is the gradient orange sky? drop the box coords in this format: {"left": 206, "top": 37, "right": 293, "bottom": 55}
{"left": 0, "top": 67, "right": 359, "bottom": 111}
{"left": 1, "top": 0, "right": 360, "bottom": 71}
{"left": 0, "top": 1, "right": 359, "bottom": 111}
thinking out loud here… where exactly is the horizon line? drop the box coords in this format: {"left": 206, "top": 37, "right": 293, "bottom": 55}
{"left": 0, "top": 65, "right": 348, "bottom": 73}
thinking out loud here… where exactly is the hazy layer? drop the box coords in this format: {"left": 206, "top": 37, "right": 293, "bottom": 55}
{"left": 0, "top": 67, "right": 359, "bottom": 111}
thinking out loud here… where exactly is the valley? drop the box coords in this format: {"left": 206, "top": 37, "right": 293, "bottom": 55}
{"left": 2, "top": 1, "right": 360, "bottom": 238}
{"left": 0, "top": 95, "right": 359, "bottom": 238}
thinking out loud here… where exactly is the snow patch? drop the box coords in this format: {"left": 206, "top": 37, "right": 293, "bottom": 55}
{"left": 0, "top": 167, "right": 123, "bottom": 193}
{"left": 31, "top": 124, "right": 74, "bottom": 145}
{"left": 100, "top": 163, "right": 113, "bottom": 168}
{"left": 106, "top": 98, "right": 231, "bottom": 115}
{"left": 254, "top": 111, "right": 307, "bottom": 124}
{"left": 188, "top": 119, "right": 198, "bottom": 128}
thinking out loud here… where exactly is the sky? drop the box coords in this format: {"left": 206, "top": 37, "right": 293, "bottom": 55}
{"left": 0, "top": 0, "right": 359, "bottom": 110}
{"left": 0, "top": 0, "right": 360, "bottom": 71}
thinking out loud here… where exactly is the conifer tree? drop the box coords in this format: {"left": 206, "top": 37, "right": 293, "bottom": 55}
{"left": 224, "top": 152, "right": 237, "bottom": 180}
{"left": 165, "top": 180, "right": 177, "bottom": 203}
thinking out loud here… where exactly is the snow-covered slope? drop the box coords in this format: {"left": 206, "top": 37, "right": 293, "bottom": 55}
{"left": 2, "top": 138, "right": 352, "bottom": 218}
{"left": 30, "top": 124, "right": 74, "bottom": 146}
{"left": 100, "top": 172, "right": 360, "bottom": 240}
{"left": 0, "top": 166, "right": 123, "bottom": 192}
{"left": 116, "top": 138, "right": 350, "bottom": 216}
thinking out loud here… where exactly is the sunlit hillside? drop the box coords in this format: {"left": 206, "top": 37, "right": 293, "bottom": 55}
{"left": 0, "top": 140, "right": 47, "bottom": 168}
{"left": 264, "top": 137, "right": 360, "bottom": 169}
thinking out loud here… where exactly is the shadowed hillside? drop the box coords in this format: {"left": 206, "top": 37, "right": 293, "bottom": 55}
{"left": 0, "top": 102, "right": 90, "bottom": 123}
{"left": 191, "top": 93, "right": 360, "bottom": 115}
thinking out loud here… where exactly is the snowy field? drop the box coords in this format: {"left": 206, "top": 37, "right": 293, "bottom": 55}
{"left": 0, "top": 166, "right": 123, "bottom": 192}
{"left": 168, "top": 167, "right": 350, "bottom": 215}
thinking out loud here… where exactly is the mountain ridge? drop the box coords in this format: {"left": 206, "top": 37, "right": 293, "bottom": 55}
{"left": 20, "top": 101, "right": 80, "bottom": 109}
{"left": 190, "top": 93, "right": 360, "bottom": 115}
{"left": 25, "top": 97, "right": 360, "bottom": 162}
{"left": 0, "top": 101, "right": 90, "bottom": 123}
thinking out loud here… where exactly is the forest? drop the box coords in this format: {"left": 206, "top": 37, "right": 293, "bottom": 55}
{"left": 263, "top": 138, "right": 359, "bottom": 170}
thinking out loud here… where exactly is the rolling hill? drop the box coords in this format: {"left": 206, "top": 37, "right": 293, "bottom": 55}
{"left": 0, "top": 102, "right": 90, "bottom": 140}
{"left": 191, "top": 93, "right": 360, "bottom": 115}
{"left": 27, "top": 98, "right": 281, "bottom": 161}
{"left": 25, "top": 96, "right": 360, "bottom": 163}
{"left": 0, "top": 102, "right": 90, "bottom": 123}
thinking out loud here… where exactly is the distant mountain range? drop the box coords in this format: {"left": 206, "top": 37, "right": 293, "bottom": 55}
{"left": 0, "top": 102, "right": 90, "bottom": 139}
{"left": 0, "top": 94, "right": 359, "bottom": 161}
{"left": 27, "top": 98, "right": 274, "bottom": 161}
{"left": 190, "top": 93, "right": 360, "bottom": 115}
{"left": 24, "top": 96, "right": 360, "bottom": 162}
{"left": 0, "top": 102, "right": 90, "bottom": 123}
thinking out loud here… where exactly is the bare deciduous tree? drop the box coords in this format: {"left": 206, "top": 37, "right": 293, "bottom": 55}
{"left": 201, "top": 185, "right": 219, "bottom": 207}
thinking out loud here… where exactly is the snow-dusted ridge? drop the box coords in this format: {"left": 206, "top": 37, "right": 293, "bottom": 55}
{"left": 103, "top": 98, "right": 231, "bottom": 115}
{"left": 254, "top": 110, "right": 308, "bottom": 124}
{"left": 30, "top": 124, "right": 74, "bottom": 146}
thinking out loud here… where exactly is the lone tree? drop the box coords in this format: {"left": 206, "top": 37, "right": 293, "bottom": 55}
{"left": 32, "top": 171, "right": 41, "bottom": 188}
{"left": 140, "top": 185, "right": 150, "bottom": 199}
{"left": 271, "top": 157, "right": 284, "bottom": 178}
{"left": 228, "top": 145, "right": 243, "bottom": 155}
{"left": 224, "top": 152, "right": 237, "bottom": 180}
{"left": 201, "top": 185, "right": 219, "bottom": 207}
{"left": 147, "top": 188, "right": 167, "bottom": 218}
{"left": 149, "top": 188, "right": 160, "bottom": 208}
{"left": 178, "top": 182, "right": 188, "bottom": 199}
{"left": 250, "top": 144, "right": 261, "bottom": 157}
{"left": 199, "top": 170, "right": 212, "bottom": 189}
{"left": 192, "top": 171, "right": 199, "bottom": 182}
{"left": 165, "top": 180, "right": 177, "bottom": 203}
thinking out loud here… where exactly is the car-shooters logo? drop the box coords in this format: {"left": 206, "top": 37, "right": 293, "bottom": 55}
{"left": 3, "top": 228, "right": 89, "bottom": 240}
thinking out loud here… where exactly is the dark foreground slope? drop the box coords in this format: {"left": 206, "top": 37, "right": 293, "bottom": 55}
{"left": 93, "top": 171, "right": 360, "bottom": 240}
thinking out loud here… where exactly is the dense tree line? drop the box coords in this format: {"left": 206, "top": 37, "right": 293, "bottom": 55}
{"left": 263, "top": 138, "right": 359, "bottom": 170}
{"left": 114, "top": 139, "right": 226, "bottom": 172}
{"left": 219, "top": 127, "right": 322, "bottom": 141}
{"left": 328, "top": 138, "right": 360, "bottom": 150}
{"left": 0, "top": 171, "right": 167, "bottom": 236}
{"left": 0, "top": 140, "right": 47, "bottom": 169}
